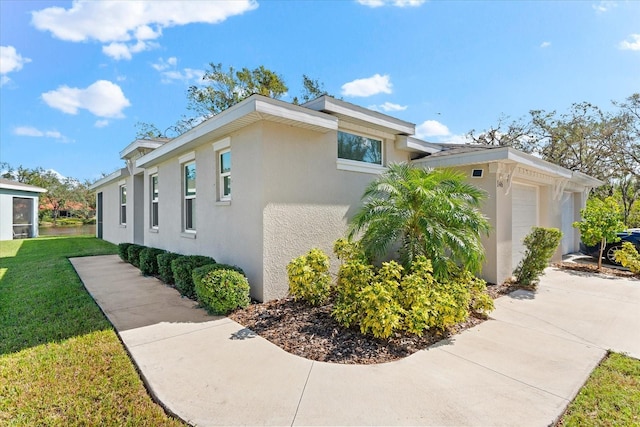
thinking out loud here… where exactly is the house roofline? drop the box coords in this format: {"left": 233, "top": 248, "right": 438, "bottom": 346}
{"left": 136, "top": 94, "right": 338, "bottom": 169}
{"left": 412, "top": 146, "right": 604, "bottom": 186}
{"left": 89, "top": 168, "right": 128, "bottom": 190}
{"left": 303, "top": 96, "right": 415, "bottom": 136}
{"left": 119, "top": 138, "right": 168, "bottom": 160}
{"left": 0, "top": 179, "right": 47, "bottom": 193}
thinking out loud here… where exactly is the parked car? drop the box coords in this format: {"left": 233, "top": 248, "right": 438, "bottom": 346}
{"left": 580, "top": 229, "right": 640, "bottom": 265}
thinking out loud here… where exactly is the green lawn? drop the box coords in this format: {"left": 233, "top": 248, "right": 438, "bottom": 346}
{"left": 0, "top": 236, "right": 183, "bottom": 426}
{"left": 558, "top": 352, "right": 640, "bottom": 426}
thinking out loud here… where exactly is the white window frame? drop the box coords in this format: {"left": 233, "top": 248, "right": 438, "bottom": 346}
{"left": 119, "top": 184, "right": 127, "bottom": 226}
{"left": 150, "top": 174, "right": 159, "bottom": 229}
{"left": 336, "top": 130, "right": 385, "bottom": 174}
{"left": 213, "top": 138, "right": 231, "bottom": 203}
{"left": 183, "top": 161, "right": 196, "bottom": 232}
{"left": 219, "top": 149, "right": 231, "bottom": 201}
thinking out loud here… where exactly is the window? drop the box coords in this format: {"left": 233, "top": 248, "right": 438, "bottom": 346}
{"left": 150, "top": 174, "right": 159, "bottom": 228}
{"left": 219, "top": 149, "right": 231, "bottom": 200}
{"left": 183, "top": 162, "right": 196, "bottom": 231}
{"left": 338, "top": 131, "right": 382, "bottom": 165}
{"left": 119, "top": 185, "right": 127, "bottom": 225}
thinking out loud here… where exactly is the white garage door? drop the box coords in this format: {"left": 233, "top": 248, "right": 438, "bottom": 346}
{"left": 512, "top": 183, "right": 539, "bottom": 268}
{"left": 561, "top": 192, "right": 575, "bottom": 254}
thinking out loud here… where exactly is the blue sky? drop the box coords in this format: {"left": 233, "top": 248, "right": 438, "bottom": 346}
{"left": 1, "top": 0, "right": 638, "bottom": 181}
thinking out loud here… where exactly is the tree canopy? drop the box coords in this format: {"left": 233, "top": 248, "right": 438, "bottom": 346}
{"left": 137, "top": 63, "right": 331, "bottom": 139}
{"left": 469, "top": 93, "right": 640, "bottom": 226}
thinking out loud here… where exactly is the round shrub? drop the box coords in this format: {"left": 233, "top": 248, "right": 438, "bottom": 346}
{"left": 171, "top": 255, "right": 216, "bottom": 299}
{"left": 287, "top": 248, "right": 331, "bottom": 306}
{"left": 139, "top": 247, "right": 166, "bottom": 276}
{"left": 157, "top": 252, "right": 182, "bottom": 285}
{"left": 118, "top": 243, "right": 133, "bottom": 262}
{"left": 195, "top": 269, "right": 250, "bottom": 315}
{"left": 126, "top": 244, "right": 146, "bottom": 268}
{"left": 193, "top": 263, "right": 246, "bottom": 286}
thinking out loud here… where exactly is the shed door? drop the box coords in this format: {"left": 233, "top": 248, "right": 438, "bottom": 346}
{"left": 561, "top": 192, "right": 575, "bottom": 254}
{"left": 13, "top": 197, "right": 34, "bottom": 239}
{"left": 511, "top": 183, "right": 539, "bottom": 269}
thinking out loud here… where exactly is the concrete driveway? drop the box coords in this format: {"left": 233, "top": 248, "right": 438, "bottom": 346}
{"left": 71, "top": 255, "right": 640, "bottom": 426}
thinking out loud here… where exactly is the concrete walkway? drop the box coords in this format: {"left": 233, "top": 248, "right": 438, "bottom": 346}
{"left": 70, "top": 255, "right": 640, "bottom": 427}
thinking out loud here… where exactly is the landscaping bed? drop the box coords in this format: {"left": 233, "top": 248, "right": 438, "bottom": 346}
{"left": 229, "top": 280, "right": 516, "bottom": 364}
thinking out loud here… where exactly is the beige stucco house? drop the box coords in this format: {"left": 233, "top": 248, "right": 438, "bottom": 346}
{"left": 0, "top": 179, "right": 47, "bottom": 241}
{"left": 90, "top": 95, "right": 601, "bottom": 301}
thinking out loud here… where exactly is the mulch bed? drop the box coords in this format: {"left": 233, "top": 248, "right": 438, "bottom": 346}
{"left": 553, "top": 262, "right": 639, "bottom": 279}
{"left": 228, "top": 280, "right": 518, "bottom": 365}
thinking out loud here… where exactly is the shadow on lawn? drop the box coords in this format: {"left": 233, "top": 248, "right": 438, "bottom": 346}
{"left": 0, "top": 236, "right": 118, "bottom": 355}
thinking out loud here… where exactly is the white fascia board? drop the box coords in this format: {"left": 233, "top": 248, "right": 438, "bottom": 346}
{"left": 305, "top": 96, "right": 415, "bottom": 135}
{"left": 570, "top": 170, "right": 604, "bottom": 187}
{"left": 89, "top": 168, "right": 127, "bottom": 190}
{"left": 395, "top": 135, "right": 442, "bottom": 154}
{"left": 0, "top": 182, "right": 47, "bottom": 193}
{"left": 119, "top": 139, "right": 166, "bottom": 160}
{"left": 136, "top": 95, "right": 336, "bottom": 169}
{"left": 413, "top": 147, "right": 575, "bottom": 179}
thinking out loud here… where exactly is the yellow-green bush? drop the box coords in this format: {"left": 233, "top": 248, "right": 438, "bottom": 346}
{"left": 614, "top": 242, "right": 640, "bottom": 274}
{"left": 287, "top": 248, "right": 331, "bottom": 306}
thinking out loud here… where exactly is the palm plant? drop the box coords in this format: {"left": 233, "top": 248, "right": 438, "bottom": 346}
{"left": 348, "top": 163, "right": 490, "bottom": 278}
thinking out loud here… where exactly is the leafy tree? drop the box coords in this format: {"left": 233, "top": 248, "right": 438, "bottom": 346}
{"left": 187, "top": 63, "right": 288, "bottom": 118}
{"left": 573, "top": 197, "right": 625, "bottom": 271}
{"left": 348, "top": 163, "right": 490, "bottom": 278}
{"left": 292, "top": 74, "right": 329, "bottom": 104}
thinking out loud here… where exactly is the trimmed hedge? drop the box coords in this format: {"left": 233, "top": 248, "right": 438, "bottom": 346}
{"left": 171, "top": 255, "right": 216, "bottom": 299}
{"left": 513, "top": 227, "right": 562, "bottom": 287}
{"left": 194, "top": 268, "right": 250, "bottom": 315}
{"left": 118, "top": 243, "right": 133, "bottom": 262}
{"left": 192, "top": 263, "right": 246, "bottom": 282}
{"left": 139, "top": 247, "right": 166, "bottom": 276}
{"left": 157, "top": 252, "right": 182, "bottom": 285}
{"left": 126, "top": 244, "right": 146, "bottom": 268}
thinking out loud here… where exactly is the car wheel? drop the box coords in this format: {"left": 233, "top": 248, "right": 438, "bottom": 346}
{"left": 604, "top": 243, "right": 623, "bottom": 266}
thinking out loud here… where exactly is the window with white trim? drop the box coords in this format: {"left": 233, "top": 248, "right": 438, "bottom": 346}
{"left": 150, "top": 174, "right": 159, "bottom": 228}
{"left": 183, "top": 162, "right": 196, "bottom": 231}
{"left": 338, "top": 131, "right": 383, "bottom": 165}
{"left": 219, "top": 149, "right": 231, "bottom": 201}
{"left": 119, "top": 185, "right": 127, "bottom": 225}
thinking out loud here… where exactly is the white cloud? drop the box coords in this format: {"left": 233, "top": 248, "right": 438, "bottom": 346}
{"left": 41, "top": 80, "right": 131, "bottom": 118}
{"left": 415, "top": 120, "right": 450, "bottom": 139}
{"left": 31, "top": 0, "right": 258, "bottom": 60}
{"left": 357, "top": 0, "right": 426, "bottom": 7}
{"left": 95, "top": 119, "right": 109, "bottom": 128}
{"left": 152, "top": 57, "right": 204, "bottom": 84}
{"left": 592, "top": 1, "right": 616, "bottom": 13}
{"left": 341, "top": 74, "right": 392, "bottom": 97}
{"left": 619, "top": 34, "right": 640, "bottom": 51}
{"left": 368, "top": 102, "right": 407, "bottom": 112}
{"left": 0, "top": 46, "right": 31, "bottom": 86}
{"left": 540, "top": 41, "right": 551, "bottom": 48}
{"left": 13, "top": 126, "right": 69, "bottom": 142}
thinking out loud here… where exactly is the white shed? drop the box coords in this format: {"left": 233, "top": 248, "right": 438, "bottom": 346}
{"left": 0, "top": 179, "right": 47, "bottom": 241}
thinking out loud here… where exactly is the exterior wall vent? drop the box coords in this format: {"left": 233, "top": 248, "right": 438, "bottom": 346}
{"left": 471, "top": 169, "right": 484, "bottom": 178}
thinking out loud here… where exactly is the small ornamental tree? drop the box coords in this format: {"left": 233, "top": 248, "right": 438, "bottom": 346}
{"left": 573, "top": 197, "right": 625, "bottom": 271}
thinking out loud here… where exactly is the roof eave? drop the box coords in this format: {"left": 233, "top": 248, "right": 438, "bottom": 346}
{"left": 89, "top": 168, "right": 128, "bottom": 190}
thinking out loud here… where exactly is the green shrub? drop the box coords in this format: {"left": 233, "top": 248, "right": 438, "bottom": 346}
{"left": 194, "top": 269, "right": 250, "bottom": 315}
{"left": 614, "top": 242, "right": 640, "bottom": 274}
{"left": 157, "top": 252, "right": 181, "bottom": 285}
{"left": 397, "top": 257, "right": 434, "bottom": 335}
{"left": 192, "top": 263, "right": 247, "bottom": 287}
{"left": 287, "top": 249, "right": 331, "bottom": 306}
{"left": 332, "top": 258, "right": 375, "bottom": 328}
{"left": 356, "top": 261, "right": 404, "bottom": 338}
{"left": 126, "top": 244, "right": 146, "bottom": 268}
{"left": 513, "top": 227, "right": 563, "bottom": 287}
{"left": 139, "top": 247, "right": 166, "bottom": 276}
{"left": 118, "top": 243, "right": 133, "bottom": 262}
{"left": 467, "top": 274, "right": 494, "bottom": 315}
{"left": 171, "top": 255, "right": 216, "bottom": 299}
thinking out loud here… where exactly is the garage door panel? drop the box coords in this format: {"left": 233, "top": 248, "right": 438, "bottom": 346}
{"left": 512, "top": 184, "right": 538, "bottom": 269}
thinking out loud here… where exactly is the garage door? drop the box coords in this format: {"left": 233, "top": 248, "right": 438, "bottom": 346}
{"left": 512, "top": 183, "right": 539, "bottom": 268}
{"left": 561, "top": 192, "right": 575, "bottom": 254}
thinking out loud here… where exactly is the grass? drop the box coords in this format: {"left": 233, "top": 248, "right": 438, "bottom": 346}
{"left": 0, "top": 236, "right": 183, "bottom": 426}
{"left": 558, "top": 352, "right": 640, "bottom": 426}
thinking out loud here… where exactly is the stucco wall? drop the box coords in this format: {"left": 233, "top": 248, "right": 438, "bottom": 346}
{"left": 96, "top": 176, "right": 134, "bottom": 244}
{"left": 0, "top": 190, "right": 40, "bottom": 241}
{"left": 260, "top": 121, "right": 411, "bottom": 300}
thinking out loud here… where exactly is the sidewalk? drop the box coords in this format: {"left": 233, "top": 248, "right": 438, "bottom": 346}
{"left": 70, "top": 255, "right": 640, "bottom": 426}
